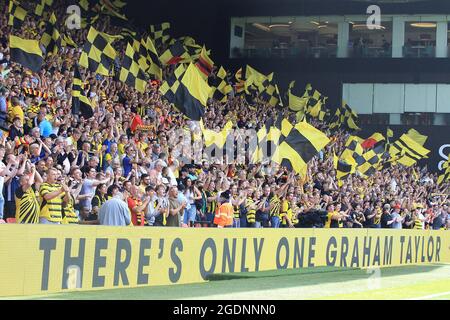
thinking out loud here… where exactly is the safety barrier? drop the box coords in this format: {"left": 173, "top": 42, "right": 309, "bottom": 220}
{"left": 0, "top": 225, "right": 449, "bottom": 297}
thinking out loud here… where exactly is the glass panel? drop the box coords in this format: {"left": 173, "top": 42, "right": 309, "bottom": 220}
{"left": 447, "top": 22, "right": 450, "bottom": 58}
{"left": 348, "top": 20, "right": 393, "bottom": 58}
{"left": 401, "top": 113, "right": 434, "bottom": 125}
{"left": 359, "top": 114, "right": 389, "bottom": 125}
{"left": 242, "top": 19, "right": 338, "bottom": 58}
{"left": 404, "top": 21, "right": 436, "bottom": 58}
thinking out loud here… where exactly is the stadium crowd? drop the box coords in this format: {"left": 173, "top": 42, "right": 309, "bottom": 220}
{"left": 0, "top": 1, "right": 448, "bottom": 230}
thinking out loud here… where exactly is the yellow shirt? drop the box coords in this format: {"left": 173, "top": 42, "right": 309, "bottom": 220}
{"left": 325, "top": 211, "right": 342, "bottom": 228}
{"left": 39, "top": 183, "right": 63, "bottom": 223}
{"left": 9, "top": 105, "right": 24, "bottom": 123}
{"left": 15, "top": 186, "right": 40, "bottom": 224}
{"left": 62, "top": 195, "right": 79, "bottom": 225}
{"left": 118, "top": 143, "right": 126, "bottom": 156}
{"left": 138, "top": 141, "right": 148, "bottom": 153}
{"left": 280, "top": 200, "right": 293, "bottom": 226}
{"left": 270, "top": 195, "right": 281, "bottom": 218}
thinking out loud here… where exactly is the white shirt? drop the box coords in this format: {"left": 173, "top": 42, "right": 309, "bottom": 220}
{"left": 390, "top": 178, "right": 397, "bottom": 192}
{"left": 166, "top": 167, "right": 178, "bottom": 186}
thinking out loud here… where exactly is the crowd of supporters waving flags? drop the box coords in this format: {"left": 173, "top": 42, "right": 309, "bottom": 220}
{"left": 0, "top": 0, "right": 448, "bottom": 228}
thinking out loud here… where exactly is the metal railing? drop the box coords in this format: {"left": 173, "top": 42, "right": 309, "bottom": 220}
{"left": 403, "top": 45, "right": 436, "bottom": 58}
{"left": 231, "top": 46, "right": 442, "bottom": 59}
{"left": 231, "top": 47, "right": 338, "bottom": 59}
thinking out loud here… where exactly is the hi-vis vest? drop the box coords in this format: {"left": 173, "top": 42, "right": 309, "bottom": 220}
{"left": 214, "top": 202, "right": 233, "bottom": 227}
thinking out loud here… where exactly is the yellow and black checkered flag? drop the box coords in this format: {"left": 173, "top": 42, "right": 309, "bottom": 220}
{"left": 357, "top": 149, "right": 382, "bottom": 177}
{"left": 72, "top": 64, "right": 94, "bottom": 119}
{"left": 8, "top": 0, "right": 27, "bottom": 29}
{"left": 306, "top": 89, "right": 328, "bottom": 121}
{"left": 272, "top": 119, "right": 330, "bottom": 175}
{"left": 160, "top": 64, "right": 185, "bottom": 106}
{"left": 119, "top": 43, "right": 148, "bottom": 93}
{"left": 328, "top": 106, "right": 342, "bottom": 130}
{"left": 260, "top": 83, "right": 283, "bottom": 107}
{"left": 209, "top": 66, "right": 232, "bottom": 103}
{"left": 144, "top": 37, "right": 163, "bottom": 80}
{"left": 245, "top": 65, "right": 272, "bottom": 94}
{"left": 160, "top": 63, "right": 211, "bottom": 121}
{"left": 40, "top": 13, "right": 61, "bottom": 56}
{"left": 341, "top": 135, "right": 365, "bottom": 166}
{"left": 341, "top": 102, "right": 360, "bottom": 130}
{"left": 79, "top": 27, "right": 118, "bottom": 76}
{"left": 160, "top": 39, "right": 193, "bottom": 66}
{"left": 34, "top": 0, "right": 53, "bottom": 16}
{"left": 132, "top": 37, "right": 163, "bottom": 80}
{"left": 329, "top": 102, "right": 360, "bottom": 131}
{"left": 149, "top": 22, "right": 171, "bottom": 47}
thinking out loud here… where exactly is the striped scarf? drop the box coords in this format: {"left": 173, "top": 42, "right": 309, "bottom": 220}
{"left": 23, "top": 87, "right": 50, "bottom": 99}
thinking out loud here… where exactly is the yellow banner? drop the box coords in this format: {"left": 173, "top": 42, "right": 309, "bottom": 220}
{"left": 0, "top": 225, "right": 449, "bottom": 297}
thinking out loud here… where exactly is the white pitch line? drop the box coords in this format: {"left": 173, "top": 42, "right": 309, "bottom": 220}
{"left": 406, "top": 291, "right": 450, "bottom": 300}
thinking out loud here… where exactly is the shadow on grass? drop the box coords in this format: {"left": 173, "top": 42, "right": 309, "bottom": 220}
{"left": 39, "top": 264, "right": 447, "bottom": 300}
{"left": 206, "top": 264, "right": 444, "bottom": 281}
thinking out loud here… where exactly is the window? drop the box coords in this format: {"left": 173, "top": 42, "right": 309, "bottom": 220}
{"left": 404, "top": 21, "right": 436, "bottom": 58}
{"left": 401, "top": 113, "right": 433, "bottom": 125}
{"left": 348, "top": 20, "right": 393, "bottom": 58}
{"left": 234, "top": 25, "right": 243, "bottom": 38}
{"left": 242, "top": 18, "right": 338, "bottom": 59}
{"left": 231, "top": 15, "right": 449, "bottom": 60}
{"left": 359, "top": 114, "right": 389, "bottom": 125}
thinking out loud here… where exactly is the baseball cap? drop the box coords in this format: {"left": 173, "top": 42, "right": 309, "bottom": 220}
{"left": 393, "top": 204, "right": 401, "bottom": 210}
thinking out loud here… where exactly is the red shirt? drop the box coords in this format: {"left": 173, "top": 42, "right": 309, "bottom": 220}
{"left": 128, "top": 197, "right": 144, "bottom": 226}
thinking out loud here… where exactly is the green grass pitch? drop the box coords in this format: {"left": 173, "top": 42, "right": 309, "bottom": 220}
{"left": 8, "top": 264, "right": 450, "bottom": 300}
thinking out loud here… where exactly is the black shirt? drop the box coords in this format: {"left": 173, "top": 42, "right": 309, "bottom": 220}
{"left": 8, "top": 126, "right": 24, "bottom": 141}
{"left": 353, "top": 211, "right": 365, "bottom": 228}
{"left": 56, "top": 152, "right": 69, "bottom": 166}
{"left": 381, "top": 212, "right": 393, "bottom": 228}
{"left": 432, "top": 215, "right": 445, "bottom": 230}
{"left": 364, "top": 208, "right": 374, "bottom": 227}
{"left": 403, "top": 214, "right": 413, "bottom": 229}
{"left": 313, "top": 180, "right": 324, "bottom": 194}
